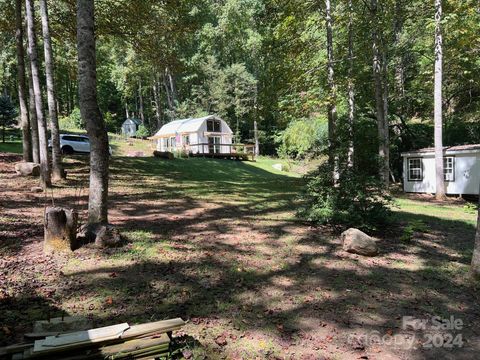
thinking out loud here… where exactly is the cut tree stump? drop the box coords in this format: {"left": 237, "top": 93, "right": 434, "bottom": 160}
{"left": 15, "top": 162, "right": 40, "bottom": 176}
{"left": 44, "top": 207, "right": 78, "bottom": 254}
{"left": 77, "top": 223, "right": 123, "bottom": 248}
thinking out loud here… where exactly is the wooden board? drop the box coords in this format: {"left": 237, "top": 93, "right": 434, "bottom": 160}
{"left": 0, "top": 342, "right": 33, "bottom": 356}
{"left": 33, "top": 316, "right": 92, "bottom": 333}
{"left": 119, "top": 318, "right": 184, "bottom": 340}
{"left": 33, "top": 323, "right": 129, "bottom": 354}
{"left": 100, "top": 334, "right": 169, "bottom": 357}
{"left": 26, "top": 318, "right": 184, "bottom": 358}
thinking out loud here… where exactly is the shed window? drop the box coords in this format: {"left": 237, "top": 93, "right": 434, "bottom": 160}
{"left": 207, "top": 119, "right": 221, "bottom": 132}
{"left": 444, "top": 157, "right": 455, "bottom": 181}
{"left": 408, "top": 158, "right": 423, "bottom": 181}
{"left": 182, "top": 135, "right": 190, "bottom": 145}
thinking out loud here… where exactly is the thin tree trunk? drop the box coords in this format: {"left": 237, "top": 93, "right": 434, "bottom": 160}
{"left": 347, "top": 0, "right": 355, "bottom": 168}
{"left": 471, "top": 184, "right": 480, "bottom": 277}
{"left": 325, "top": 0, "right": 339, "bottom": 182}
{"left": 382, "top": 43, "right": 390, "bottom": 180}
{"left": 69, "top": 74, "right": 75, "bottom": 112}
{"left": 163, "top": 67, "right": 177, "bottom": 120}
{"left": 254, "top": 120, "right": 259, "bottom": 156}
{"left": 40, "top": 0, "right": 63, "bottom": 181}
{"left": 163, "top": 72, "right": 173, "bottom": 111}
{"left": 77, "top": 0, "right": 109, "bottom": 224}
{"left": 138, "top": 79, "right": 144, "bottom": 124}
{"left": 152, "top": 75, "right": 162, "bottom": 129}
{"left": 434, "top": 0, "right": 445, "bottom": 200}
{"left": 26, "top": 59, "right": 39, "bottom": 163}
{"left": 125, "top": 103, "right": 129, "bottom": 118}
{"left": 393, "top": 0, "right": 405, "bottom": 109}
{"left": 15, "top": 0, "right": 32, "bottom": 162}
{"left": 167, "top": 67, "right": 177, "bottom": 105}
{"left": 25, "top": 0, "right": 51, "bottom": 188}
{"left": 65, "top": 77, "right": 71, "bottom": 114}
{"left": 371, "top": 0, "right": 388, "bottom": 186}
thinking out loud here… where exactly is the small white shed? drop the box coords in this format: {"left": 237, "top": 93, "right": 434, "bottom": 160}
{"left": 121, "top": 118, "right": 141, "bottom": 137}
{"left": 149, "top": 115, "right": 233, "bottom": 154}
{"left": 401, "top": 144, "right": 480, "bottom": 195}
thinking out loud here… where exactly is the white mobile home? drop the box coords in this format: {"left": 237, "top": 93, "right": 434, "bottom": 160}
{"left": 150, "top": 115, "right": 233, "bottom": 154}
{"left": 401, "top": 144, "right": 480, "bottom": 195}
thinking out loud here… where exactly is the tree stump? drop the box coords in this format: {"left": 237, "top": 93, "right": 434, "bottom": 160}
{"left": 77, "top": 223, "right": 123, "bottom": 248}
{"left": 15, "top": 162, "right": 40, "bottom": 176}
{"left": 44, "top": 207, "right": 78, "bottom": 254}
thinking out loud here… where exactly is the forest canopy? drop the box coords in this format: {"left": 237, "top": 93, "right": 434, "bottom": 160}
{"left": 0, "top": 0, "right": 479, "bottom": 177}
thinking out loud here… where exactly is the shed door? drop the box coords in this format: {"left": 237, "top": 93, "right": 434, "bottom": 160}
{"left": 208, "top": 136, "right": 221, "bottom": 154}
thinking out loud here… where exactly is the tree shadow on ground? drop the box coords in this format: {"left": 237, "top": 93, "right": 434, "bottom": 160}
{"left": 1, "top": 155, "right": 479, "bottom": 359}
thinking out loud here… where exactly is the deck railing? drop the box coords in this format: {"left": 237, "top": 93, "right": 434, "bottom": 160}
{"left": 160, "top": 143, "right": 256, "bottom": 160}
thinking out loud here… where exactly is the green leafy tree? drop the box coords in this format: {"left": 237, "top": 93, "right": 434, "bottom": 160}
{"left": 135, "top": 124, "right": 149, "bottom": 138}
{"left": 0, "top": 94, "right": 17, "bottom": 143}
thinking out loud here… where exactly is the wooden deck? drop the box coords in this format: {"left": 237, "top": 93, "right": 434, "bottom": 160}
{"left": 190, "top": 152, "right": 250, "bottom": 161}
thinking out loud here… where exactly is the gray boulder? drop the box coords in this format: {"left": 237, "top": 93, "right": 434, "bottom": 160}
{"left": 272, "top": 163, "right": 283, "bottom": 171}
{"left": 15, "top": 162, "right": 40, "bottom": 176}
{"left": 341, "top": 228, "right": 378, "bottom": 256}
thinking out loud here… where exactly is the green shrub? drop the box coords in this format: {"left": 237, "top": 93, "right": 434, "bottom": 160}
{"left": 463, "top": 202, "right": 478, "bottom": 214}
{"left": 104, "top": 111, "right": 117, "bottom": 133}
{"left": 59, "top": 108, "right": 83, "bottom": 130}
{"left": 298, "top": 163, "right": 392, "bottom": 232}
{"left": 275, "top": 116, "right": 328, "bottom": 159}
{"left": 173, "top": 149, "right": 189, "bottom": 158}
{"left": 400, "top": 220, "right": 429, "bottom": 242}
{"left": 135, "top": 124, "right": 149, "bottom": 138}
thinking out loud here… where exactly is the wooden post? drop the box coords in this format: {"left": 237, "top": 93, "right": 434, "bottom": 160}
{"left": 44, "top": 207, "right": 78, "bottom": 254}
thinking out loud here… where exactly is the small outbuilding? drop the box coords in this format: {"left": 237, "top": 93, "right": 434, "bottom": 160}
{"left": 401, "top": 144, "right": 480, "bottom": 195}
{"left": 149, "top": 115, "right": 233, "bottom": 155}
{"left": 121, "top": 118, "right": 142, "bottom": 137}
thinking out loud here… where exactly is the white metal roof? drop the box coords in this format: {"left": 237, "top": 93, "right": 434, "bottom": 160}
{"left": 152, "top": 115, "right": 232, "bottom": 137}
{"left": 123, "top": 118, "right": 142, "bottom": 125}
{"left": 401, "top": 144, "right": 480, "bottom": 157}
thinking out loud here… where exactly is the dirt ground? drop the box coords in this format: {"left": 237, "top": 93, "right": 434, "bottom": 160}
{"left": 1, "top": 153, "right": 479, "bottom": 360}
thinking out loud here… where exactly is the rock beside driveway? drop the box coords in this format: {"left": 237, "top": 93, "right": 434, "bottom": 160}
{"left": 341, "top": 228, "right": 378, "bottom": 256}
{"left": 15, "top": 162, "right": 40, "bottom": 176}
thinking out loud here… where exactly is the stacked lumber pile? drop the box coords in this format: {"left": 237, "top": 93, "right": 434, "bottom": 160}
{"left": 0, "top": 318, "right": 185, "bottom": 360}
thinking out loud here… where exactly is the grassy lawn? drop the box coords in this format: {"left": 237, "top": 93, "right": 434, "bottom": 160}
{"left": 0, "top": 141, "right": 22, "bottom": 154}
{"left": 0, "top": 153, "right": 479, "bottom": 359}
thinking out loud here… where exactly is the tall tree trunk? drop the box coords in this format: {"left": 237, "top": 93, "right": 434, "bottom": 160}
{"left": 25, "top": 0, "right": 51, "bottom": 188}
{"left": 125, "top": 103, "right": 129, "bottom": 118}
{"left": 15, "top": 0, "right": 32, "bottom": 162}
{"left": 163, "top": 67, "right": 177, "bottom": 119}
{"left": 434, "top": 0, "right": 445, "bottom": 200}
{"left": 152, "top": 75, "right": 162, "bottom": 129}
{"left": 77, "top": 0, "right": 109, "bottom": 224}
{"left": 471, "top": 184, "right": 480, "bottom": 277}
{"left": 382, "top": 43, "right": 390, "bottom": 181}
{"left": 254, "top": 120, "right": 259, "bottom": 156}
{"left": 40, "top": 0, "right": 63, "bottom": 181}
{"left": 347, "top": 0, "right": 355, "bottom": 168}
{"left": 65, "top": 76, "right": 71, "bottom": 114}
{"left": 325, "top": 0, "right": 339, "bottom": 181}
{"left": 371, "top": 0, "right": 389, "bottom": 186}
{"left": 138, "top": 79, "right": 144, "bottom": 124}
{"left": 26, "top": 60, "right": 39, "bottom": 163}
{"left": 393, "top": 0, "right": 405, "bottom": 109}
